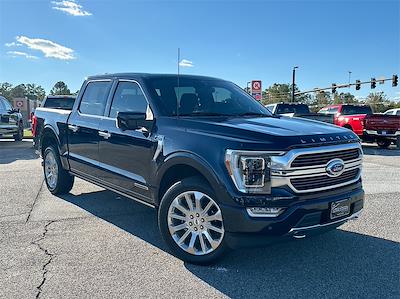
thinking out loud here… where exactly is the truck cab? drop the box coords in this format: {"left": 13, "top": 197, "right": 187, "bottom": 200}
{"left": 318, "top": 104, "right": 373, "bottom": 136}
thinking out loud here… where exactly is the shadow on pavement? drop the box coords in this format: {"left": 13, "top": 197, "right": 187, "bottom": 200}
{"left": 0, "top": 140, "right": 38, "bottom": 164}
{"left": 362, "top": 144, "right": 400, "bottom": 156}
{"left": 60, "top": 189, "right": 399, "bottom": 298}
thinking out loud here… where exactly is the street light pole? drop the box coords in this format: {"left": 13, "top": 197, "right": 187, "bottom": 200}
{"left": 292, "top": 66, "right": 298, "bottom": 103}
{"left": 247, "top": 81, "right": 251, "bottom": 94}
{"left": 348, "top": 71, "right": 352, "bottom": 90}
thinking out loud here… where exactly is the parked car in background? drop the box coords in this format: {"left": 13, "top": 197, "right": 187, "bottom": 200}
{"left": 383, "top": 108, "right": 400, "bottom": 116}
{"left": 32, "top": 95, "right": 76, "bottom": 149}
{"left": 34, "top": 73, "right": 364, "bottom": 264}
{"left": 0, "top": 96, "right": 24, "bottom": 141}
{"left": 363, "top": 114, "right": 400, "bottom": 148}
{"left": 266, "top": 102, "right": 334, "bottom": 123}
{"left": 318, "top": 104, "right": 373, "bottom": 136}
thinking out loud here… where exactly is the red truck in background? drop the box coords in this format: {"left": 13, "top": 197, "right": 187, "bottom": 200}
{"left": 318, "top": 104, "right": 400, "bottom": 149}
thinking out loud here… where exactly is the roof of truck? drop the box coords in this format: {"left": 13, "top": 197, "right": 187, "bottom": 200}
{"left": 86, "top": 73, "right": 224, "bottom": 81}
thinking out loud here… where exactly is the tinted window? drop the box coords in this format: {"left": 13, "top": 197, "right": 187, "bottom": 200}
{"left": 79, "top": 81, "right": 111, "bottom": 116}
{"left": 397, "top": 110, "right": 400, "bottom": 116}
{"left": 109, "top": 81, "right": 148, "bottom": 118}
{"left": 0, "top": 98, "right": 6, "bottom": 110}
{"left": 276, "top": 104, "right": 309, "bottom": 115}
{"left": 43, "top": 97, "right": 75, "bottom": 110}
{"left": 328, "top": 107, "right": 339, "bottom": 114}
{"left": 145, "top": 77, "right": 271, "bottom": 117}
{"left": 341, "top": 105, "right": 372, "bottom": 115}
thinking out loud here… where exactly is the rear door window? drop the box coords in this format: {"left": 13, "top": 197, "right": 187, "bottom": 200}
{"left": 44, "top": 97, "right": 75, "bottom": 110}
{"left": 79, "top": 81, "right": 112, "bottom": 116}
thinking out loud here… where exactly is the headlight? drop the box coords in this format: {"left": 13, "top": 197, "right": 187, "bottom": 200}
{"left": 225, "top": 150, "right": 285, "bottom": 193}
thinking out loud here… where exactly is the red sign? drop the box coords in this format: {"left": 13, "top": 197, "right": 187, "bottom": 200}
{"left": 251, "top": 80, "right": 262, "bottom": 93}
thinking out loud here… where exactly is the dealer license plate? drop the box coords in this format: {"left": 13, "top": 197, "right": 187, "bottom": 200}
{"left": 330, "top": 199, "right": 350, "bottom": 219}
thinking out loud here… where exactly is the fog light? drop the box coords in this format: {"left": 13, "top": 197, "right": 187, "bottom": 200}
{"left": 246, "top": 207, "right": 284, "bottom": 217}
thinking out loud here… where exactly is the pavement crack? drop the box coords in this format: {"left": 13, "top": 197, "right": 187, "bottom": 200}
{"left": 32, "top": 220, "right": 56, "bottom": 299}
{"left": 26, "top": 179, "right": 45, "bottom": 223}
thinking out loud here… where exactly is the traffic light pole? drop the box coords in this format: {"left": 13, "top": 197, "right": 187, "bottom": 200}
{"left": 295, "top": 76, "right": 397, "bottom": 96}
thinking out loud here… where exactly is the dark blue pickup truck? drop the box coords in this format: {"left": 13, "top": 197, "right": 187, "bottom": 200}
{"left": 35, "top": 73, "right": 364, "bottom": 264}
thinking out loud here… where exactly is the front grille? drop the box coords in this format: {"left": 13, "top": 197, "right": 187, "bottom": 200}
{"left": 290, "top": 169, "right": 360, "bottom": 191}
{"left": 291, "top": 148, "right": 361, "bottom": 168}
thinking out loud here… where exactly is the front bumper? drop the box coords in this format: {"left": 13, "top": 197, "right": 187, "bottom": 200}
{"left": 220, "top": 185, "right": 364, "bottom": 248}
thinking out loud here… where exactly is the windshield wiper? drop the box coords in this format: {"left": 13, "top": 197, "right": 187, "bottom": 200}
{"left": 236, "top": 112, "right": 271, "bottom": 117}
{"left": 179, "top": 112, "right": 233, "bottom": 117}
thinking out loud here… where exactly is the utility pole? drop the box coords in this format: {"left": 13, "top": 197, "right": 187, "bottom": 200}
{"left": 292, "top": 66, "right": 298, "bottom": 103}
{"left": 348, "top": 71, "right": 352, "bottom": 90}
{"left": 246, "top": 81, "right": 251, "bottom": 94}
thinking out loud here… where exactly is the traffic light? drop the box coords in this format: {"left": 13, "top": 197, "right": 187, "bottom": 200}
{"left": 332, "top": 83, "right": 337, "bottom": 93}
{"left": 355, "top": 80, "right": 361, "bottom": 90}
{"left": 393, "top": 74, "right": 398, "bottom": 87}
{"left": 371, "top": 78, "right": 376, "bottom": 89}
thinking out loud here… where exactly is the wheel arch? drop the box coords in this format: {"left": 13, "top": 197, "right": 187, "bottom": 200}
{"left": 156, "top": 152, "right": 223, "bottom": 207}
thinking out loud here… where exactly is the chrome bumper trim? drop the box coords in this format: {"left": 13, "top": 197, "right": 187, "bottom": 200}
{"left": 288, "top": 210, "right": 362, "bottom": 234}
{"left": 365, "top": 130, "right": 400, "bottom": 137}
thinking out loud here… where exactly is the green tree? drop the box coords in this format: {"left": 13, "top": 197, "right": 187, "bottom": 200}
{"left": 333, "top": 92, "right": 357, "bottom": 104}
{"left": 365, "top": 92, "right": 389, "bottom": 113}
{"left": 10, "top": 84, "right": 27, "bottom": 98}
{"left": 50, "top": 81, "right": 71, "bottom": 95}
{"left": 0, "top": 82, "right": 13, "bottom": 99}
{"left": 26, "top": 84, "right": 46, "bottom": 101}
{"left": 263, "top": 83, "right": 291, "bottom": 104}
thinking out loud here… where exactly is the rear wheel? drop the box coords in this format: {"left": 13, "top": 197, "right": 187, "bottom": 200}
{"left": 13, "top": 123, "right": 23, "bottom": 141}
{"left": 158, "top": 177, "right": 228, "bottom": 265}
{"left": 43, "top": 146, "right": 74, "bottom": 194}
{"left": 377, "top": 140, "right": 391, "bottom": 149}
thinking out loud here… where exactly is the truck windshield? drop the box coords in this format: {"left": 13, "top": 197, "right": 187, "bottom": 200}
{"left": 145, "top": 77, "right": 272, "bottom": 117}
{"left": 276, "top": 104, "right": 310, "bottom": 115}
{"left": 341, "top": 105, "right": 373, "bottom": 115}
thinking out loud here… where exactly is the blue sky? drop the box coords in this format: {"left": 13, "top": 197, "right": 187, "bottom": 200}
{"left": 0, "top": 0, "right": 399, "bottom": 100}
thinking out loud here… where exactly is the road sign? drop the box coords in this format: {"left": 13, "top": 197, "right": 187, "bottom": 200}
{"left": 251, "top": 80, "right": 262, "bottom": 101}
{"left": 251, "top": 80, "right": 262, "bottom": 93}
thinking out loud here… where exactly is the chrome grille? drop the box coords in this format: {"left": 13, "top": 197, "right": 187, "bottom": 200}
{"left": 291, "top": 169, "right": 360, "bottom": 191}
{"left": 270, "top": 143, "right": 363, "bottom": 193}
{"left": 291, "top": 148, "right": 361, "bottom": 168}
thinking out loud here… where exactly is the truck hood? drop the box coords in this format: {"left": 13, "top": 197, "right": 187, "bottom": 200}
{"left": 171, "top": 116, "right": 359, "bottom": 149}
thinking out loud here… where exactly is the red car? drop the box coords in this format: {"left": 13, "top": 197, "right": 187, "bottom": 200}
{"left": 318, "top": 104, "right": 372, "bottom": 136}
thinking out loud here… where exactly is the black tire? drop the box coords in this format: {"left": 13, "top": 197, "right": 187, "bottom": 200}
{"left": 43, "top": 146, "right": 74, "bottom": 194}
{"left": 158, "top": 176, "right": 228, "bottom": 265}
{"left": 13, "top": 123, "right": 23, "bottom": 141}
{"left": 377, "top": 140, "right": 391, "bottom": 149}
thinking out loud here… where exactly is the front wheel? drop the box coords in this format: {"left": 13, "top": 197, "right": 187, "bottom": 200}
{"left": 43, "top": 146, "right": 74, "bottom": 194}
{"left": 158, "top": 177, "right": 228, "bottom": 265}
{"left": 377, "top": 140, "right": 391, "bottom": 149}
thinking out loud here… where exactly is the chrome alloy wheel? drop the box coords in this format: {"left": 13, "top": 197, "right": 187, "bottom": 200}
{"left": 44, "top": 150, "right": 58, "bottom": 190}
{"left": 167, "top": 191, "right": 224, "bottom": 256}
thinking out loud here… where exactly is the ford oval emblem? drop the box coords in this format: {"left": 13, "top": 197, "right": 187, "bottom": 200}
{"left": 326, "top": 159, "right": 345, "bottom": 177}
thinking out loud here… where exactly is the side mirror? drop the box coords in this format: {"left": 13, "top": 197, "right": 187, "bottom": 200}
{"left": 117, "top": 111, "right": 154, "bottom": 132}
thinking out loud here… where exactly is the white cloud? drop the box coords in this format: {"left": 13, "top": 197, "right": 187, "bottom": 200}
{"left": 51, "top": 0, "right": 92, "bottom": 16}
{"left": 15, "top": 36, "right": 75, "bottom": 60}
{"left": 7, "top": 51, "right": 39, "bottom": 60}
{"left": 179, "top": 59, "right": 194, "bottom": 67}
{"left": 5, "top": 42, "right": 22, "bottom": 47}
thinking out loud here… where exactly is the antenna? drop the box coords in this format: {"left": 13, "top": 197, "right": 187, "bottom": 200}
{"left": 177, "top": 47, "right": 180, "bottom": 117}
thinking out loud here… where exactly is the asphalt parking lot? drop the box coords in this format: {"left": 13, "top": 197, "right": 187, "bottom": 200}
{"left": 0, "top": 140, "right": 399, "bottom": 299}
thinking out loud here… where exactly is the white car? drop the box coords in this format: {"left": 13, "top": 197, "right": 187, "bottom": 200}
{"left": 383, "top": 108, "right": 400, "bottom": 115}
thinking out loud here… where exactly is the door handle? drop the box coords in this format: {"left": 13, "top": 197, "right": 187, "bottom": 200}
{"left": 98, "top": 131, "right": 111, "bottom": 139}
{"left": 68, "top": 124, "right": 79, "bottom": 132}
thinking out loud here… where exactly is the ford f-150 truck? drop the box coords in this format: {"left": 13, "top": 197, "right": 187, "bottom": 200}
{"left": 35, "top": 73, "right": 364, "bottom": 264}
{"left": 0, "top": 95, "right": 24, "bottom": 141}
{"left": 363, "top": 114, "right": 400, "bottom": 148}
{"left": 266, "top": 102, "right": 334, "bottom": 123}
